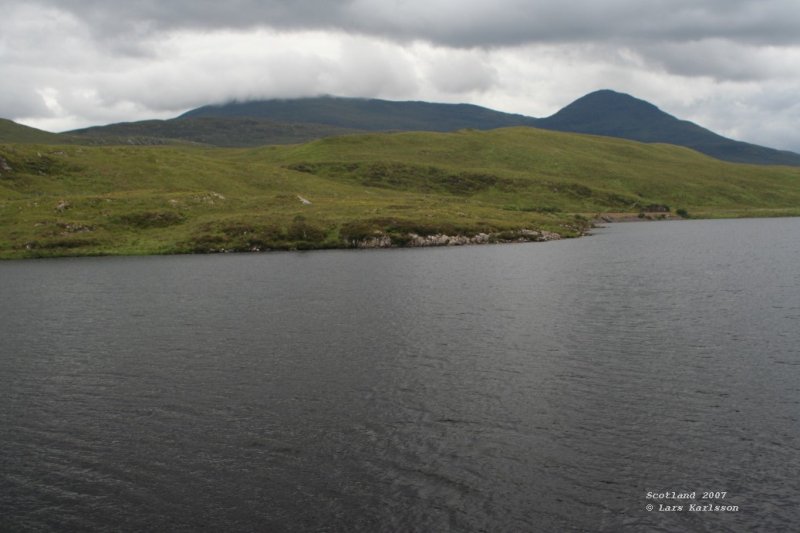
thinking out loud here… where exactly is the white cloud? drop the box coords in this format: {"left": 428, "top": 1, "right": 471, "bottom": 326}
{"left": 3, "top": 1, "right": 800, "bottom": 152}
{"left": 420, "top": 47, "right": 498, "bottom": 94}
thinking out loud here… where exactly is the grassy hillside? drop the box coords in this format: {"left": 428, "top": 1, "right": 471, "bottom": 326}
{"left": 0, "top": 119, "right": 70, "bottom": 144}
{"left": 2, "top": 127, "right": 799, "bottom": 259}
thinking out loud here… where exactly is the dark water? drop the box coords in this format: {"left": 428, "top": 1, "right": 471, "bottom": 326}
{"left": 2, "top": 218, "right": 799, "bottom": 532}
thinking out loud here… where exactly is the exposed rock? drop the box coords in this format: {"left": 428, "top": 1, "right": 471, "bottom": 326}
{"left": 355, "top": 235, "right": 392, "bottom": 248}
{"left": 592, "top": 212, "right": 676, "bottom": 223}
{"left": 643, "top": 203, "right": 670, "bottom": 213}
{"left": 537, "top": 230, "right": 563, "bottom": 241}
{"left": 58, "top": 222, "right": 94, "bottom": 234}
{"left": 352, "top": 229, "right": 560, "bottom": 249}
{"left": 297, "top": 195, "right": 312, "bottom": 205}
{"left": 0, "top": 156, "right": 11, "bottom": 174}
{"left": 407, "top": 233, "right": 490, "bottom": 246}
{"left": 473, "top": 233, "right": 491, "bottom": 244}
{"left": 188, "top": 192, "right": 226, "bottom": 205}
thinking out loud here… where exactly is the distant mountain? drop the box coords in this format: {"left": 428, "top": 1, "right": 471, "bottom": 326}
{"left": 69, "top": 117, "right": 361, "bottom": 147}
{"left": 178, "top": 92, "right": 800, "bottom": 165}
{"left": 8, "top": 90, "right": 798, "bottom": 166}
{"left": 536, "top": 90, "right": 800, "bottom": 166}
{"left": 179, "top": 96, "right": 539, "bottom": 132}
{"left": 65, "top": 97, "right": 538, "bottom": 147}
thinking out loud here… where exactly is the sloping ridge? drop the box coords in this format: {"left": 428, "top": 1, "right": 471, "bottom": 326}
{"left": 0, "top": 118, "right": 68, "bottom": 144}
{"left": 179, "top": 96, "right": 539, "bottom": 132}
{"left": 536, "top": 89, "right": 800, "bottom": 166}
{"left": 68, "top": 117, "right": 362, "bottom": 147}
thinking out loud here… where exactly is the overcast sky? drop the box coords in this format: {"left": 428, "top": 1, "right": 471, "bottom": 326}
{"left": 3, "top": 0, "right": 799, "bottom": 152}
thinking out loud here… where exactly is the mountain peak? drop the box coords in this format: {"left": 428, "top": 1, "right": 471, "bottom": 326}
{"left": 539, "top": 89, "right": 669, "bottom": 131}
{"left": 536, "top": 90, "right": 800, "bottom": 165}
{"left": 576, "top": 88, "right": 653, "bottom": 103}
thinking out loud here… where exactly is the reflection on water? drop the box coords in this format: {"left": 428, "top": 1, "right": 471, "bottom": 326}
{"left": 1, "top": 218, "right": 799, "bottom": 532}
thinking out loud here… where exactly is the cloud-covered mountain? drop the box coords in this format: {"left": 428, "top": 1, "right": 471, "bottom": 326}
{"left": 177, "top": 91, "right": 800, "bottom": 165}
{"left": 179, "top": 97, "right": 539, "bottom": 131}
{"left": 9, "top": 90, "right": 799, "bottom": 166}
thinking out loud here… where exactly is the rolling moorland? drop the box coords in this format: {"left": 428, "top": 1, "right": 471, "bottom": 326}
{"left": 2, "top": 118, "right": 800, "bottom": 259}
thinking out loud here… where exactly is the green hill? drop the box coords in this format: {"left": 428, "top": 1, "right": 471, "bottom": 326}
{"left": 2, "top": 127, "right": 799, "bottom": 259}
{"left": 0, "top": 118, "right": 70, "bottom": 144}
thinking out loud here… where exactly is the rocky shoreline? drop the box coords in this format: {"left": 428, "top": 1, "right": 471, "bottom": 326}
{"left": 352, "top": 228, "right": 564, "bottom": 249}
{"left": 593, "top": 212, "right": 681, "bottom": 223}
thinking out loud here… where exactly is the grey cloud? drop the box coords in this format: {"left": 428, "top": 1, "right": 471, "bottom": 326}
{"left": 636, "top": 40, "right": 788, "bottom": 82}
{"left": 424, "top": 52, "right": 498, "bottom": 94}
{"left": 26, "top": 0, "right": 355, "bottom": 42}
{"left": 5, "top": 1, "right": 800, "bottom": 153}
{"left": 26, "top": 0, "right": 800, "bottom": 48}
{"left": 17, "top": 0, "right": 800, "bottom": 86}
{"left": 683, "top": 90, "right": 800, "bottom": 153}
{"left": 0, "top": 82, "right": 50, "bottom": 118}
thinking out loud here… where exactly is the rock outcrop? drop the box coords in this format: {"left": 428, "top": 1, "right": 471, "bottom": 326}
{"left": 0, "top": 156, "right": 12, "bottom": 174}
{"left": 354, "top": 235, "right": 393, "bottom": 248}
{"left": 354, "top": 229, "right": 561, "bottom": 249}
